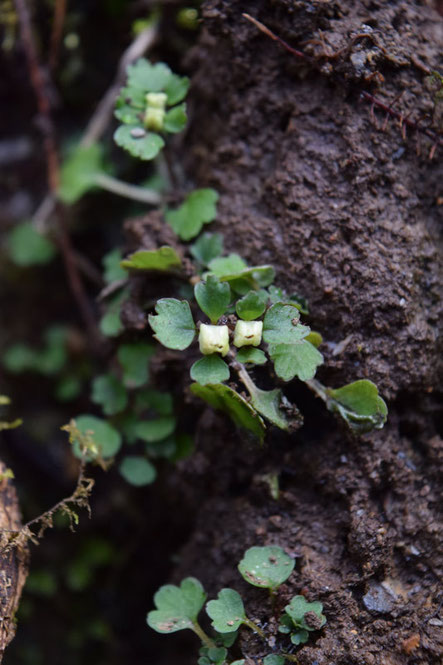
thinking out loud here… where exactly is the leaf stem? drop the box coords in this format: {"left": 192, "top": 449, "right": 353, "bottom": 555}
{"left": 93, "top": 173, "right": 162, "bottom": 205}
{"left": 191, "top": 621, "right": 216, "bottom": 649}
{"left": 305, "top": 378, "right": 329, "bottom": 403}
{"left": 228, "top": 351, "right": 256, "bottom": 396}
{"left": 243, "top": 616, "right": 267, "bottom": 639}
{"left": 280, "top": 653, "right": 300, "bottom": 663}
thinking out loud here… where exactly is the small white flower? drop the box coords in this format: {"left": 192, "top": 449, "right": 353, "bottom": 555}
{"left": 233, "top": 320, "right": 263, "bottom": 348}
{"left": 199, "top": 324, "right": 229, "bottom": 357}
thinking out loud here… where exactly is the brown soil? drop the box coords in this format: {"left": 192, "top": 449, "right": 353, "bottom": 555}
{"left": 127, "top": 2, "right": 443, "bottom": 664}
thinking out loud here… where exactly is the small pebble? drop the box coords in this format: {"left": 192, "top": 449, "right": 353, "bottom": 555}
{"left": 130, "top": 127, "right": 146, "bottom": 139}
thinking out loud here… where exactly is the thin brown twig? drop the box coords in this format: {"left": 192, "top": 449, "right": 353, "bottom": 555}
{"left": 14, "top": 0, "right": 101, "bottom": 346}
{"left": 49, "top": 0, "right": 67, "bottom": 71}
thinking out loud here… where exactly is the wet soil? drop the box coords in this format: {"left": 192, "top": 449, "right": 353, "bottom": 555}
{"left": 141, "top": 1, "right": 443, "bottom": 663}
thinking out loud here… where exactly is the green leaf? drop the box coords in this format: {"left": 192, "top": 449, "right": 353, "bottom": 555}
{"left": 145, "top": 435, "right": 177, "bottom": 459}
{"left": 264, "top": 656, "right": 286, "bottom": 665}
{"left": 230, "top": 661, "right": 246, "bottom": 665}
{"left": 208, "top": 257, "right": 275, "bottom": 295}
{"left": 73, "top": 415, "right": 122, "bottom": 459}
{"left": 135, "top": 416, "right": 176, "bottom": 443}
{"left": 284, "top": 595, "right": 326, "bottom": 631}
{"left": 114, "top": 125, "right": 164, "bottom": 160}
{"left": 7, "top": 222, "right": 56, "bottom": 267}
{"left": 135, "top": 389, "right": 173, "bottom": 416}
{"left": 127, "top": 59, "right": 172, "bottom": 92}
{"left": 91, "top": 374, "right": 128, "bottom": 415}
{"left": 2, "top": 344, "right": 36, "bottom": 373}
{"left": 191, "top": 383, "right": 265, "bottom": 443}
{"left": 166, "top": 189, "right": 219, "bottom": 240}
{"left": 55, "top": 375, "right": 82, "bottom": 402}
{"left": 58, "top": 144, "right": 103, "bottom": 204}
{"left": 206, "top": 589, "right": 246, "bottom": 633}
{"left": 290, "top": 630, "right": 309, "bottom": 644}
{"left": 247, "top": 384, "right": 289, "bottom": 431}
{"left": 235, "top": 348, "right": 267, "bottom": 365}
{"left": 149, "top": 298, "right": 196, "bottom": 350}
{"left": 267, "top": 286, "right": 309, "bottom": 315}
{"left": 190, "top": 355, "right": 230, "bottom": 385}
{"left": 164, "top": 103, "right": 187, "bottom": 133}
{"left": 190, "top": 233, "right": 224, "bottom": 266}
{"left": 238, "top": 546, "right": 294, "bottom": 590}
{"left": 172, "top": 433, "right": 194, "bottom": 461}
{"left": 206, "top": 647, "right": 228, "bottom": 665}
{"left": 262, "top": 303, "right": 310, "bottom": 345}
{"left": 207, "top": 254, "right": 247, "bottom": 276}
{"left": 119, "top": 456, "right": 157, "bottom": 486}
{"left": 102, "top": 248, "right": 127, "bottom": 283}
{"left": 118, "top": 342, "right": 155, "bottom": 388}
{"left": 99, "top": 289, "right": 127, "bottom": 337}
{"left": 164, "top": 74, "right": 190, "bottom": 105}
{"left": 194, "top": 275, "right": 231, "bottom": 323}
{"left": 235, "top": 290, "right": 268, "bottom": 320}
{"left": 2, "top": 327, "right": 67, "bottom": 376}
{"left": 114, "top": 101, "right": 141, "bottom": 125}
{"left": 268, "top": 340, "right": 323, "bottom": 382}
{"left": 327, "top": 380, "right": 388, "bottom": 433}
{"left": 121, "top": 246, "right": 182, "bottom": 272}
{"left": 147, "top": 577, "right": 206, "bottom": 633}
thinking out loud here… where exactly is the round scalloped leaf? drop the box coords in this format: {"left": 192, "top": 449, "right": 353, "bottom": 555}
{"left": 147, "top": 577, "right": 206, "bottom": 633}
{"left": 206, "top": 589, "right": 245, "bottom": 633}
{"left": 166, "top": 188, "right": 219, "bottom": 241}
{"left": 119, "top": 455, "right": 157, "bottom": 486}
{"left": 7, "top": 222, "right": 56, "bottom": 267}
{"left": 235, "top": 347, "right": 267, "bottom": 365}
{"left": 263, "top": 303, "right": 310, "bottom": 345}
{"left": 134, "top": 416, "right": 176, "bottom": 443}
{"left": 117, "top": 342, "right": 155, "bottom": 388}
{"left": 190, "top": 233, "right": 224, "bottom": 266}
{"left": 190, "top": 355, "right": 230, "bottom": 385}
{"left": 267, "top": 340, "right": 323, "bottom": 382}
{"left": 72, "top": 415, "right": 122, "bottom": 460}
{"left": 235, "top": 290, "right": 268, "bottom": 321}
{"left": 164, "top": 103, "right": 187, "bottom": 133}
{"left": 58, "top": 144, "right": 103, "bottom": 204}
{"left": 190, "top": 383, "right": 265, "bottom": 443}
{"left": 284, "top": 595, "right": 326, "bottom": 631}
{"left": 149, "top": 298, "right": 196, "bottom": 350}
{"left": 127, "top": 59, "right": 172, "bottom": 92}
{"left": 164, "top": 73, "right": 190, "bottom": 105}
{"left": 238, "top": 546, "right": 294, "bottom": 590}
{"left": 194, "top": 275, "right": 231, "bottom": 323}
{"left": 91, "top": 374, "right": 128, "bottom": 415}
{"left": 114, "top": 125, "right": 164, "bottom": 160}
{"left": 263, "top": 657, "right": 286, "bottom": 665}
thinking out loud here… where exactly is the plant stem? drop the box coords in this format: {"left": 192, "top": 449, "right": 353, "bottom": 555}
{"left": 191, "top": 621, "right": 216, "bottom": 649}
{"left": 93, "top": 173, "right": 162, "bottom": 205}
{"left": 228, "top": 351, "right": 256, "bottom": 396}
{"left": 280, "top": 653, "right": 300, "bottom": 664}
{"left": 243, "top": 617, "right": 267, "bottom": 640}
{"left": 305, "top": 378, "right": 329, "bottom": 403}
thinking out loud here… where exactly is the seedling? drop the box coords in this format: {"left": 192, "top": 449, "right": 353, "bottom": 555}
{"left": 147, "top": 545, "right": 325, "bottom": 664}
{"left": 114, "top": 58, "right": 189, "bottom": 160}
{"left": 139, "top": 228, "right": 388, "bottom": 442}
{"left": 278, "top": 596, "right": 326, "bottom": 645}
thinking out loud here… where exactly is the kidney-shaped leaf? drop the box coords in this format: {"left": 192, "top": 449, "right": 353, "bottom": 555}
{"left": 238, "top": 546, "right": 294, "bottom": 590}
{"left": 147, "top": 577, "right": 206, "bottom": 633}
{"left": 284, "top": 595, "right": 326, "bottom": 631}
{"left": 206, "top": 589, "right": 246, "bottom": 633}
{"left": 263, "top": 303, "right": 310, "bottom": 345}
{"left": 268, "top": 340, "right": 323, "bottom": 382}
{"left": 149, "top": 298, "right": 195, "bottom": 350}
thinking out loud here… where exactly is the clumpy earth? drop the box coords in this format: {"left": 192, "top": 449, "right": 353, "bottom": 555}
{"left": 127, "top": 1, "right": 443, "bottom": 663}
